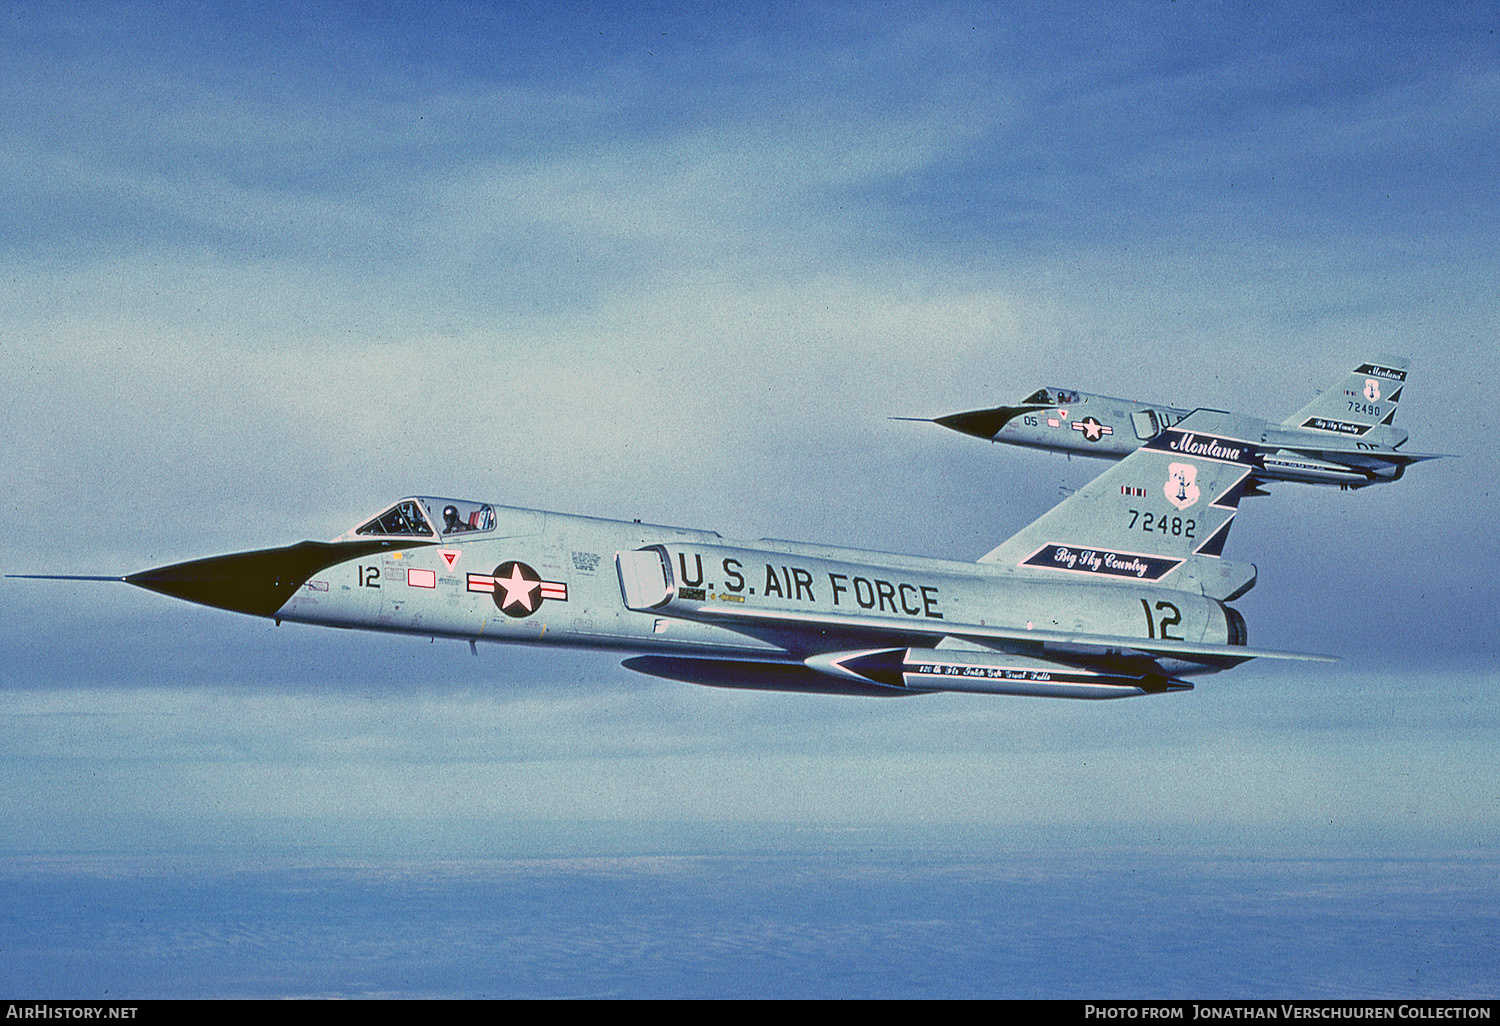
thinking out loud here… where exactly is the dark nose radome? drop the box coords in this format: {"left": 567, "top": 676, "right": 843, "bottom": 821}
{"left": 125, "top": 540, "right": 402, "bottom": 618}
{"left": 933, "top": 405, "right": 1041, "bottom": 441}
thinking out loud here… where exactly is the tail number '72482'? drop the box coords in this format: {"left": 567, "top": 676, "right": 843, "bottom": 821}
{"left": 1127, "top": 510, "right": 1195, "bottom": 538}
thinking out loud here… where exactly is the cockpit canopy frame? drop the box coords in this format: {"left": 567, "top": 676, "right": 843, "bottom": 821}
{"left": 335, "top": 496, "right": 497, "bottom": 542}
{"left": 1023, "top": 388, "right": 1080, "bottom": 406}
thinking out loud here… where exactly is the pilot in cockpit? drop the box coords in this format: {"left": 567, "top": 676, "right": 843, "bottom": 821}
{"left": 442, "top": 505, "right": 470, "bottom": 533}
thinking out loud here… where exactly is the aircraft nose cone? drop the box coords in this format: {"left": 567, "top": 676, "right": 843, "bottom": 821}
{"left": 125, "top": 540, "right": 398, "bottom": 619}
{"left": 933, "top": 405, "right": 1036, "bottom": 441}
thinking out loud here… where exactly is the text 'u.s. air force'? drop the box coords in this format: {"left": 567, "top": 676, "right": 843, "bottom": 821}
{"left": 676, "top": 552, "right": 943, "bottom": 619}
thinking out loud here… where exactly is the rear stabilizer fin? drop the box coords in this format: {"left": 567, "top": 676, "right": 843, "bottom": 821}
{"left": 977, "top": 409, "right": 1262, "bottom": 599}
{"left": 1282, "top": 355, "right": 1409, "bottom": 436}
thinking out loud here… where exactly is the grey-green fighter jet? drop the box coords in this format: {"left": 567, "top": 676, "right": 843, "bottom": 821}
{"left": 12, "top": 409, "right": 1336, "bottom": 700}
{"left": 919, "top": 356, "right": 1444, "bottom": 490}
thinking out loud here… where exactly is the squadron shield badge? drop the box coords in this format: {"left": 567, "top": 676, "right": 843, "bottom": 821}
{"left": 1166, "top": 462, "right": 1201, "bottom": 510}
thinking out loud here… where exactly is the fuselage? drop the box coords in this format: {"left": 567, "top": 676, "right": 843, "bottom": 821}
{"left": 937, "top": 388, "right": 1411, "bottom": 488}
{"left": 128, "top": 496, "right": 1242, "bottom": 684}
{"left": 977, "top": 390, "right": 1188, "bottom": 461}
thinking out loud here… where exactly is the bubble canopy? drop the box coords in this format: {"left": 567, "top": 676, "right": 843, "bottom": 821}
{"left": 336, "top": 497, "right": 496, "bottom": 541}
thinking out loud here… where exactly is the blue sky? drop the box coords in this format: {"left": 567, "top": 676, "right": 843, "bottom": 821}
{"left": 1, "top": 1, "right": 1497, "bottom": 996}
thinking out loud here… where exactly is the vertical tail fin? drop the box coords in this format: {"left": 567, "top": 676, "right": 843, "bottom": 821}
{"left": 978, "top": 409, "right": 1262, "bottom": 600}
{"left": 1281, "top": 355, "right": 1409, "bottom": 437}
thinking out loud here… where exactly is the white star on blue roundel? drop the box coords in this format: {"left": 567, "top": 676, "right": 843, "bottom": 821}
{"left": 478, "top": 561, "right": 568, "bottom": 617}
{"left": 491, "top": 561, "right": 543, "bottom": 617}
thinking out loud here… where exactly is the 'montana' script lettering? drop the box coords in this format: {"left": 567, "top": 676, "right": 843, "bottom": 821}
{"left": 1167, "top": 432, "right": 1246, "bottom": 462}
